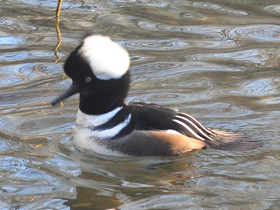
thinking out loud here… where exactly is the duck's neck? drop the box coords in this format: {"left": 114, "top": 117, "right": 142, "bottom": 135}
{"left": 79, "top": 95, "right": 125, "bottom": 115}
{"left": 76, "top": 106, "right": 123, "bottom": 128}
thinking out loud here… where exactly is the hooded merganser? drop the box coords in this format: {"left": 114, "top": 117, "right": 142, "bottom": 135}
{"left": 52, "top": 34, "right": 259, "bottom": 156}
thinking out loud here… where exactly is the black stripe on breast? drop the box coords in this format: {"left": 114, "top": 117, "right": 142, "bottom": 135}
{"left": 94, "top": 106, "right": 131, "bottom": 131}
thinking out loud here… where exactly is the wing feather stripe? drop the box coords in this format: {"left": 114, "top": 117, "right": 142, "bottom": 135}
{"left": 178, "top": 113, "right": 214, "bottom": 135}
{"left": 175, "top": 115, "right": 214, "bottom": 141}
{"left": 172, "top": 119, "right": 205, "bottom": 141}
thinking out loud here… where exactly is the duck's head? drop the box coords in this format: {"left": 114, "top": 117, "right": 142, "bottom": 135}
{"left": 52, "top": 34, "right": 131, "bottom": 115}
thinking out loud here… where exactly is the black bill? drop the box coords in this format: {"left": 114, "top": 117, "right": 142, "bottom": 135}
{"left": 51, "top": 83, "right": 78, "bottom": 106}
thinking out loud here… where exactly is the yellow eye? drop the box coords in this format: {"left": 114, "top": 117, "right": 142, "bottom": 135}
{"left": 85, "top": 77, "right": 92, "bottom": 83}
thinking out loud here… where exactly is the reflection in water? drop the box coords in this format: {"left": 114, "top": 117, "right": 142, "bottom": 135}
{"left": 56, "top": 0, "right": 63, "bottom": 17}
{"left": 54, "top": 0, "right": 63, "bottom": 62}
{"left": 54, "top": 17, "right": 62, "bottom": 63}
{"left": 0, "top": 0, "right": 280, "bottom": 209}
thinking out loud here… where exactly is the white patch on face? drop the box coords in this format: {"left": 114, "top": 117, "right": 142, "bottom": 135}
{"left": 79, "top": 35, "right": 130, "bottom": 80}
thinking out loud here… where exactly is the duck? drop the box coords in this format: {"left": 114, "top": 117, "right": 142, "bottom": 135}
{"left": 52, "top": 34, "right": 259, "bottom": 156}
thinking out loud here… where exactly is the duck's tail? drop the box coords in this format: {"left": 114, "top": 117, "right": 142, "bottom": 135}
{"left": 205, "top": 129, "right": 262, "bottom": 151}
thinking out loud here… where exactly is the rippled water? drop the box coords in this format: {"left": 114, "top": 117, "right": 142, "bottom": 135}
{"left": 1, "top": 0, "right": 280, "bottom": 209}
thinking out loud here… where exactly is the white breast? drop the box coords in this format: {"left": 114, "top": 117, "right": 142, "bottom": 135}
{"left": 73, "top": 108, "right": 130, "bottom": 156}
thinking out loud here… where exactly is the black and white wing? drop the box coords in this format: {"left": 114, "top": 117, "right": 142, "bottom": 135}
{"left": 126, "top": 102, "right": 261, "bottom": 150}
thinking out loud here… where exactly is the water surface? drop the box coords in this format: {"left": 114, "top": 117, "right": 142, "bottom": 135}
{"left": 1, "top": 0, "right": 280, "bottom": 209}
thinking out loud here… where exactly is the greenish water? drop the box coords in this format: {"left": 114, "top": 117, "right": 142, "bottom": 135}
{"left": 0, "top": 0, "right": 280, "bottom": 209}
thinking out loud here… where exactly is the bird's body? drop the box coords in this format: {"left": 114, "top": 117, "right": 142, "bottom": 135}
{"left": 52, "top": 34, "right": 260, "bottom": 156}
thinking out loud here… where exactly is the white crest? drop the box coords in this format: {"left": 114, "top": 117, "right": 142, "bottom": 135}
{"left": 79, "top": 35, "right": 130, "bottom": 80}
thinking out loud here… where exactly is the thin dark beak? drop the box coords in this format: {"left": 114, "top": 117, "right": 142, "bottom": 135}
{"left": 51, "top": 83, "right": 78, "bottom": 106}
